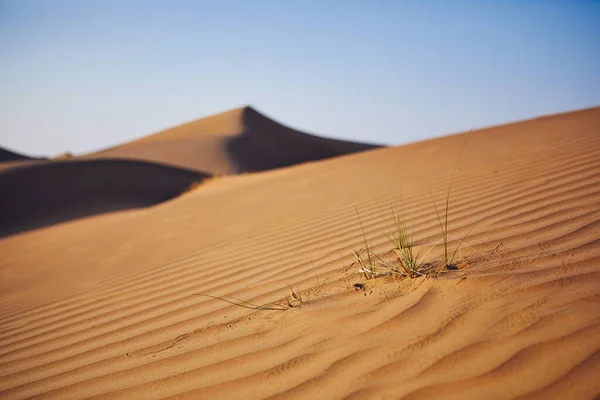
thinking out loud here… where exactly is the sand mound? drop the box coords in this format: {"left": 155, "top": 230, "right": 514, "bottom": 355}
{"left": 86, "top": 106, "right": 380, "bottom": 174}
{"left": 0, "top": 159, "right": 207, "bottom": 238}
{"left": 0, "top": 107, "right": 599, "bottom": 399}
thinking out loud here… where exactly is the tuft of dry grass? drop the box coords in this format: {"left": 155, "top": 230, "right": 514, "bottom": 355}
{"left": 354, "top": 206, "right": 379, "bottom": 279}
{"left": 352, "top": 130, "right": 477, "bottom": 281}
{"left": 380, "top": 201, "right": 426, "bottom": 278}
{"left": 430, "top": 130, "right": 475, "bottom": 274}
{"left": 194, "top": 293, "right": 290, "bottom": 311}
{"left": 195, "top": 283, "right": 305, "bottom": 312}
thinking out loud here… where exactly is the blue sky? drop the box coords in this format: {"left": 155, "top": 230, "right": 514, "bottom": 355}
{"left": 1, "top": 0, "right": 599, "bottom": 156}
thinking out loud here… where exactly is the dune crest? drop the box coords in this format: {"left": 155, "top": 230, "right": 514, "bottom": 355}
{"left": 86, "top": 106, "right": 380, "bottom": 174}
{"left": 0, "top": 146, "right": 38, "bottom": 163}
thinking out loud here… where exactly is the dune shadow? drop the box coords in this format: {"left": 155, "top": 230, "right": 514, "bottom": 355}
{"left": 226, "top": 107, "right": 381, "bottom": 172}
{"left": 0, "top": 146, "right": 46, "bottom": 162}
{"left": 0, "top": 159, "right": 208, "bottom": 238}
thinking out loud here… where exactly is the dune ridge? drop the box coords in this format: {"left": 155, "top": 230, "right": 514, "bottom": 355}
{"left": 0, "top": 107, "right": 599, "bottom": 399}
{"left": 0, "top": 147, "right": 39, "bottom": 163}
{"left": 0, "top": 106, "right": 378, "bottom": 237}
{"left": 86, "top": 106, "right": 381, "bottom": 174}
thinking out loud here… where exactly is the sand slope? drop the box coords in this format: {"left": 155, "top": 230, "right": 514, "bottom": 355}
{"left": 0, "top": 147, "right": 39, "bottom": 163}
{"left": 0, "top": 147, "right": 46, "bottom": 173}
{"left": 0, "top": 107, "right": 599, "bottom": 399}
{"left": 0, "top": 159, "right": 207, "bottom": 238}
{"left": 86, "top": 106, "right": 380, "bottom": 174}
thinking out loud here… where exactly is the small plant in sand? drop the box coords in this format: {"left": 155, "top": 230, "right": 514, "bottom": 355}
{"left": 354, "top": 204, "right": 428, "bottom": 279}
{"left": 352, "top": 130, "right": 476, "bottom": 281}
{"left": 283, "top": 284, "right": 304, "bottom": 308}
{"left": 194, "top": 293, "right": 289, "bottom": 311}
{"left": 195, "top": 284, "right": 304, "bottom": 312}
{"left": 430, "top": 130, "right": 477, "bottom": 275}
{"left": 380, "top": 204, "right": 430, "bottom": 278}
{"left": 431, "top": 189, "right": 466, "bottom": 274}
{"left": 353, "top": 206, "right": 380, "bottom": 279}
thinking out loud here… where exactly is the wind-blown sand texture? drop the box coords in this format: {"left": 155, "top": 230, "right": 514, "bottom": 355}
{"left": 1, "top": 106, "right": 599, "bottom": 399}
{"left": 86, "top": 106, "right": 380, "bottom": 174}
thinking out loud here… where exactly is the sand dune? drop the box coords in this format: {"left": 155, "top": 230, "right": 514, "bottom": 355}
{"left": 0, "top": 159, "right": 207, "bottom": 238}
{"left": 86, "top": 106, "right": 380, "bottom": 174}
{"left": 0, "top": 107, "right": 376, "bottom": 237}
{"left": 0, "top": 106, "right": 599, "bottom": 399}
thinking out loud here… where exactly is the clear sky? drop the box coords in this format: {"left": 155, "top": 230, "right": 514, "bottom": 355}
{"left": 1, "top": 0, "right": 599, "bottom": 157}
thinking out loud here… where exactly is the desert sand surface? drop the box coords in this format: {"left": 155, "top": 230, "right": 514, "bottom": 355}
{"left": 85, "top": 106, "right": 380, "bottom": 174}
{"left": 1, "top": 106, "right": 600, "bottom": 399}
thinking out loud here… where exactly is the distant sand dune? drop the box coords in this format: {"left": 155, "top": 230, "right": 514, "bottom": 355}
{"left": 0, "top": 159, "right": 207, "bottom": 238}
{"left": 0, "top": 106, "right": 377, "bottom": 237}
{"left": 0, "top": 146, "right": 38, "bottom": 163}
{"left": 0, "top": 146, "right": 45, "bottom": 172}
{"left": 86, "top": 106, "right": 380, "bottom": 174}
{"left": 0, "top": 107, "right": 599, "bottom": 399}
